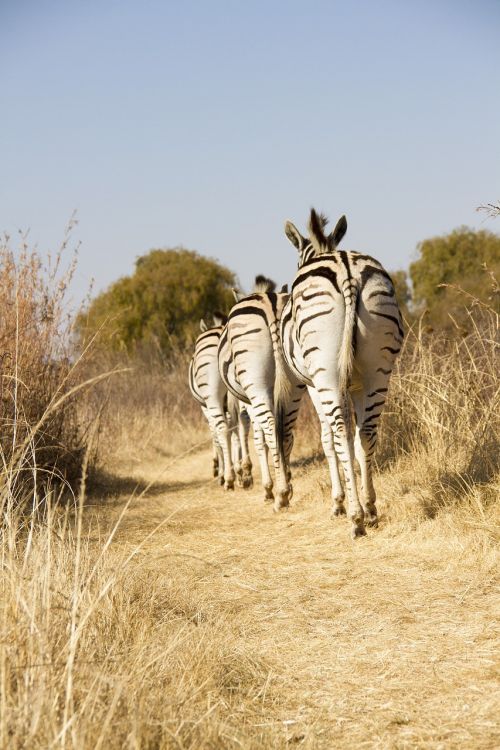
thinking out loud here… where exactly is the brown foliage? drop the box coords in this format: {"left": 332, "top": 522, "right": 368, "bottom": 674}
{"left": 0, "top": 226, "right": 101, "bottom": 498}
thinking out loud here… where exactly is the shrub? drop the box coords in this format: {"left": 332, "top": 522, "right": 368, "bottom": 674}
{"left": 77, "top": 248, "right": 237, "bottom": 356}
{"left": 0, "top": 225, "right": 103, "bottom": 502}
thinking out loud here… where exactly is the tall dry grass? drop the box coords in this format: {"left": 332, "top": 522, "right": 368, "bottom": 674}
{"left": 0, "top": 494, "right": 289, "bottom": 748}
{"left": 85, "top": 348, "right": 206, "bottom": 471}
{"left": 378, "top": 294, "right": 499, "bottom": 520}
{"left": 0, "top": 224, "right": 104, "bottom": 498}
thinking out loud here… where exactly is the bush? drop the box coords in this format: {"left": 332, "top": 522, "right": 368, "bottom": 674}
{"left": 77, "top": 248, "right": 237, "bottom": 356}
{"left": 410, "top": 227, "right": 500, "bottom": 330}
{"left": 0, "top": 226, "right": 103, "bottom": 502}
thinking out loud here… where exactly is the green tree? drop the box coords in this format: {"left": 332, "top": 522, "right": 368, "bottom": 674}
{"left": 410, "top": 227, "right": 500, "bottom": 329}
{"left": 78, "top": 248, "right": 236, "bottom": 354}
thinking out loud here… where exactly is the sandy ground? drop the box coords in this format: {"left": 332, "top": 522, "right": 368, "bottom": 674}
{"left": 89, "top": 443, "right": 499, "bottom": 749}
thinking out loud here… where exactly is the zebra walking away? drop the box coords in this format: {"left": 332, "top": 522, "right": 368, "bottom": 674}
{"left": 281, "top": 210, "right": 403, "bottom": 537}
{"left": 218, "top": 276, "right": 306, "bottom": 510}
{"left": 189, "top": 314, "right": 253, "bottom": 489}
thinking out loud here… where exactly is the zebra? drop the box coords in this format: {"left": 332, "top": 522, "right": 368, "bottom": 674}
{"left": 281, "top": 209, "right": 403, "bottom": 538}
{"left": 189, "top": 313, "right": 253, "bottom": 490}
{"left": 218, "top": 276, "right": 305, "bottom": 510}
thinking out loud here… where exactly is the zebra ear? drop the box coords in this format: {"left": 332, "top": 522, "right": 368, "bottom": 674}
{"left": 280, "top": 283, "right": 288, "bottom": 293}
{"left": 284, "top": 221, "right": 306, "bottom": 251}
{"left": 329, "top": 215, "right": 347, "bottom": 247}
{"left": 232, "top": 287, "right": 243, "bottom": 303}
{"left": 200, "top": 319, "right": 208, "bottom": 332}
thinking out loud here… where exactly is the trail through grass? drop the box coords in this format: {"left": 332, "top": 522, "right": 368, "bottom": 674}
{"left": 81, "top": 443, "right": 499, "bottom": 749}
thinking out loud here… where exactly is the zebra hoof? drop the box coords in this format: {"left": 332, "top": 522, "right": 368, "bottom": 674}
{"left": 331, "top": 505, "right": 347, "bottom": 518}
{"left": 242, "top": 475, "right": 253, "bottom": 489}
{"left": 264, "top": 486, "right": 274, "bottom": 502}
{"left": 236, "top": 473, "right": 244, "bottom": 488}
{"left": 218, "top": 476, "right": 225, "bottom": 487}
{"left": 273, "top": 501, "right": 289, "bottom": 513}
{"left": 365, "top": 512, "right": 378, "bottom": 528}
{"left": 351, "top": 523, "right": 367, "bottom": 539}
{"left": 274, "top": 492, "right": 291, "bottom": 512}
{"left": 224, "top": 480, "right": 235, "bottom": 491}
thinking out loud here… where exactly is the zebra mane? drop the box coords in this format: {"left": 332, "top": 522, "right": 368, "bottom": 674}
{"left": 212, "top": 311, "right": 228, "bottom": 327}
{"left": 253, "top": 275, "right": 277, "bottom": 293}
{"left": 308, "top": 209, "right": 330, "bottom": 253}
{"left": 307, "top": 209, "right": 348, "bottom": 253}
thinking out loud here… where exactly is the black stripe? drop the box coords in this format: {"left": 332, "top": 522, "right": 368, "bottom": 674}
{"left": 303, "top": 346, "right": 319, "bottom": 357}
{"left": 229, "top": 305, "right": 268, "bottom": 322}
{"left": 300, "top": 290, "right": 332, "bottom": 302}
{"left": 231, "top": 327, "right": 262, "bottom": 340}
{"left": 194, "top": 361, "right": 210, "bottom": 377}
{"left": 298, "top": 308, "right": 333, "bottom": 337}
{"left": 268, "top": 292, "right": 277, "bottom": 319}
{"left": 364, "top": 400, "right": 385, "bottom": 413}
{"left": 195, "top": 341, "right": 218, "bottom": 355}
{"left": 293, "top": 265, "right": 340, "bottom": 294}
{"left": 368, "top": 289, "right": 394, "bottom": 300}
{"left": 370, "top": 310, "right": 404, "bottom": 338}
{"left": 360, "top": 264, "right": 394, "bottom": 291}
{"left": 338, "top": 250, "right": 351, "bottom": 280}
{"left": 367, "top": 388, "right": 388, "bottom": 397}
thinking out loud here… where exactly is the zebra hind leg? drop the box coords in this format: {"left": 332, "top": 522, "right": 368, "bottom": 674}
{"left": 238, "top": 407, "right": 253, "bottom": 488}
{"left": 327, "top": 391, "right": 365, "bottom": 538}
{"left": 208, "top": 411, "right": 235, "bottom": 491}
{"left": 352, "top": 385, "right": 389, "bottom": 527}
{"left": 210, "top": 432, "right": 224, "bottom": 485}
{"left": 231, "top": 430, "right": 244, "bottom": 488}
{"left": 307, "top": 386, "right": 345, "bottom": 517}
{"left": 253, "top": 425, "right": 274, "bottom": 501}
{"left": 212, "top": 442, "right": 219, "bottom": 478}
{"left": 322, "top": 419, "right": 346, "bottom": 517}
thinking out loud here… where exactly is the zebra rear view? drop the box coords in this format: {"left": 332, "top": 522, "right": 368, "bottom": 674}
{"left": 189, "top": 313, "right": 253, "bottom": 490}
{"left": 281, "top": 209, "right": 403, "bottom": 538}
{"left": 218, "top": 276, "right": 305, "bottom": 510}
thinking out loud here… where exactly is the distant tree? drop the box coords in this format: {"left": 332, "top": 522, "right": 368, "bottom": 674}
{"left": 77, "top": 248, "right": 237, "bottom": 355}
{"left": 409, "top": 227, "right": 500, "bottom": 329}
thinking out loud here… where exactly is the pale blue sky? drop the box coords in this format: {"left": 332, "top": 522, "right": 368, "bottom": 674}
{"left": 1, "top": 0, "right": 499, "bottom": 304}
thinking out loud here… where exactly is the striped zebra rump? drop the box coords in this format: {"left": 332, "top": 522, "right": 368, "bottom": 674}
{"left": 218, "top": 276, "right": 305, "bottom": 510}
{"left": 189, "top": 315, "right": 253, "bottom": 490}
{"left": 282, "top": 209, "right": 403, "bottom": 538}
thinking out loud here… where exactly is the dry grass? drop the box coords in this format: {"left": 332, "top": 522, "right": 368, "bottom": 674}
{"left": 85, "top": 349, "right": 206, "bottom": 469}
{"left": 1, "top": 441, "right": 497, "bottom": 748}
{"left": 1, "top": 285, "right": 498, "bottom": 748}
{"left": 0, "top": 224, "right": 103, "bottom": 493}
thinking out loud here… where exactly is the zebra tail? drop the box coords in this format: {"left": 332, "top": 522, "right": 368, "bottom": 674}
{"left": 226, "top": 392, "right": 239, "bottom": 434}
{"left": 272, "top": 327, "right": 292, "bottom": 467}
{"left": 338, "top": 279, "right": 358, "bottom": 394}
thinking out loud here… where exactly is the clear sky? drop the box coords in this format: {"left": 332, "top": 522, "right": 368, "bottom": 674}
{"left": 1, "top": 0, "right": 499, "bottom": 305}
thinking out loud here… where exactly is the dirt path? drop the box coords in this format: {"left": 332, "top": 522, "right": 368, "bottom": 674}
{"left": 92, "top": 445, "right": 499, "bottom": 749}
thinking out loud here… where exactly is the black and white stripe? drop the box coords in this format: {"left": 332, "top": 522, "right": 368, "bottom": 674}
{"left": 218, "top": 276, "right": 305, "bottom": 510}
{"left": 189, "top": 314, "right": 253, "bottom": 489}
{"left": 281, "top": 210, "right": 403, "bottom": 537}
